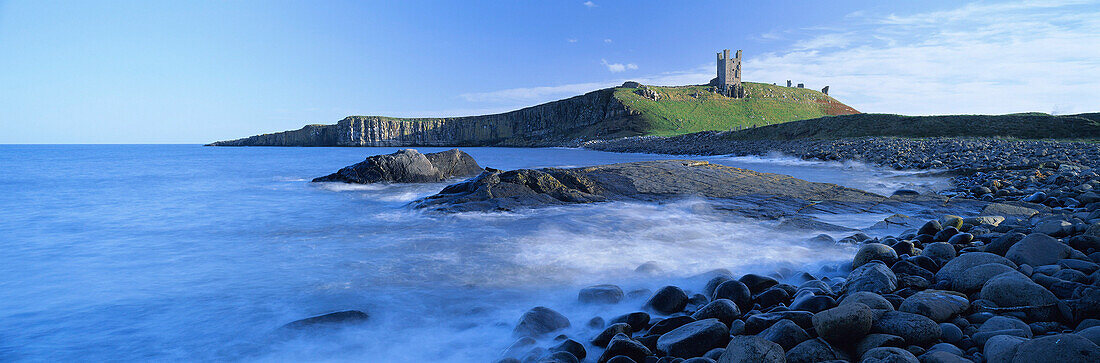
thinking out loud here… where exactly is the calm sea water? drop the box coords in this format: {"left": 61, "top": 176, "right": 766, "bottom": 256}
{"left": 0, "top": 145, "right": 944, "bottom": 361}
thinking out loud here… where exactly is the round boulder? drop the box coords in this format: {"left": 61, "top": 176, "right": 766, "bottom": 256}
{"left": 1006, "top": 233, "right": 1073, "bottom": 267}
{"left": 717, "top": 336, "right": 785, "bottom": 363}
{"left": 854, "top": 243, "right": 899, "bottom": 269}
{"left": 691, "top": 298, "right": 741, "bottom": 326}
{"left": 871, "top": 311, "right": 942, "bottom": 345}
{"left": 898, "top": 290, "right": 970, "bottom": 322}
{"left": 1011, "top": 334, "right": 1100, "bottom": 363}
{"left": 813, "top": 302, "right": 874, "bottom": 345}
{"left": 656, "top": 318, "right": 730, "bottom": 358}
{"left": 842, "top": 261, "right": 898, "bottom": 295}
{"left": 513, "top": 306, "right": 570, "bottom": 338}
{"left": 646, "top": 286, "right": 688, "bottom": 315}
{"left": 861, "top": 347, "right": 919, "bottom": 363}
{"left": 579, "top": 285, "right": 625, "bottom": 304}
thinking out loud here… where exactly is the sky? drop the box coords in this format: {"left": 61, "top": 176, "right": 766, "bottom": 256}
{"left": 1, "top": 0, "right": 1098, "bottom": 143}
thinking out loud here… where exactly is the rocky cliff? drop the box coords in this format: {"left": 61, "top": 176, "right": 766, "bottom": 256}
{"left": 209, "top": 89, "right": 639, "bottom": 147}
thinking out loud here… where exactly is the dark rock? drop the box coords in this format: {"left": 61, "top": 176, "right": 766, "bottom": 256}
{"left": 785, "top": 338, "right": 849, "bottom": 363}
{"left": 593, "top": 323, "right": 633, "bottom": 347}
{"left": 939, "top": 323, "right": 964, "bottom": 344}
{"left": 842, "top": 291, "right": 895, "bottom": 311}
{"left": 947, "top": 233, "right": 974, "bottom": 245}
{"left": 603, "top": 356, "right": 636, "bottom": 363}
{"left": 739, "top": 274, "right": 779, "bottom": 295}
{"left": 611, "top": 312, "right": 651, "bottom": 333}
{"left": 950, "top": 263, "right": 1021, "bottom": 293}
{"left": 550, "top": 339, "right": 587, "bottom": 360}
{"left": 580, "top": 285, "right": 625, "bottom": 304}
{"left": 789, "top": 294, "right": 836, "bottom": 313}
{"left": 979, "top": 272, "right": 1059, "bottom": 320}
{"left": 647, "top": 316, "right": 696, "bottom": 337}
{"left": 691, "top": 299, "right": 741, "bottom": 326}
{"left": 598, "top": 334, "right": 652, "bottom": 363}
{"left": 754, "top": 287, "right": 791, "bottom": 309}
{"left": 986, "top": 232, "right": 1026, "bottom": 256}
{"left": 978, "top": 316, "right": 1032, "bottom": 338}
{"left": 717, "top": 336, "right": 785, "bottom": 363}
{"left": 922, "top": 242, "right": 957, "bottom": 262}
{"left": 871, "top": 311, "right": 942, "bottom": 345}
{"left": 862, "top": 347, "right": 919, "bottom": 363}
{"left": 704, "top": 275, "right": 734, "bottom": 298}
{"left": 892, "top": 260, "right": 936, "bottom": 281}
{"left": 917, "top": 350, "right": 970, "bottom": 362}
{"left": 713, "top": 280, "right": 753, "bottom": 313}
{"left": 983, "top": 335, "right": 1026, "bottom": 363}
{"left": 936, "top": 252, "right": 1017, "bottom": 283}
{"left": 647, "top": 286, "right": 689, "bottom": 315}
{"left": 855, "top": 243, "right": 900, "bottom": 269}
{"left": 856, "top": 334, "right": 907, "bottom": 358}
{"left": 540, "top": 351, "right": 579, "bottom": 363}
{"left": 1006, "top": 233, "right": 1073, "bottom": 267}
{"left": 282, "top": 310, "right": 369, "bottom": 329}
{"left": 1010, "top": 333, "right": 1100, "bottom": 363}
{"left": 843, "top": 261, "right": 898, "bottom": 294}
{"left": 919, "top": 220, "right": 943, "bottom": 236}
{"left": 898, "top": 290, "right": 970, "bottom": 322}
{"left": 656, "top": 318, "right": 730, "bottom": 358}
{"left": 813, "top": 302, "right": 874, "bottom": 345}
{"left": 313, "top": 149, "right": 482, "bottom": 183}
{"left": 759, "top": 318, "right": 810, "bottom": 350}
{"left": 514, "top": 306, "right": 571, "bottom": 338}
{"left": 744, "top": 311, "right": 814, "bottom": 335}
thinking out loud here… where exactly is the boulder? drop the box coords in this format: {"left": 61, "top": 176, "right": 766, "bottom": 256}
{"left": 758, "top": 318, "right": 810, "bottom": 350}
{"left": 717, "top": 336, "right": 785, "bottom": 363}
{"left": 647, "top": 316, "right": 696, "bottom": 337}
{"left": 610, "top": 312, "right": 651, "bottom": 332}
{"left": 871, "top": 311, "right": 942, "bottom": 345}
{"left": 813, "top": 302, "right": 874, "bottom": 345}
{"left": 514, "top": 306, "right": 571, "bottom": 338}
{"left": 980, "top": 203, "right": 1039, "bottom": 218}
{"left": 1077, "top": 326, "right": 1100, "bottom": 346}
{"left": 580, "top": 285, "right": 625, "bottom": 304}
{"left": 550, "top": 339, "right": 587, "bottom": 360}
{"left": 713, "top": 280, "right": 753, "bottom": 312}
{"left": 918, "top": 350, "right": 971, "bottom": 362}
{"left": 936, "top": 252, "right": 1017, "bottom": 283}
{"left": 598, "top": 334, "right": 652, "bottom": 363}
{"left": 785, "top": 338, "right": 849, "bottom": 363}
{"left": 922, "top": 242, "right": 957, "bottom": 262}
{"left": 739, "top": 274, "right": 780, "bottom": 295}
{"left": 843, "top": 261, "right": 898, "bottom": 295}
{"left": 1011, "top": 334, "right": 1100, "bottom": 363}
{"left": 646, "top": 286, "right": 689, "bottom": 315}
{"left": 1006, "top": 233, "right": 1073, "bottom": 267}
{"left": 855, "top": 243, "right": 899, "bottom": 268}
{"left": 282, "top": 310, "right": 369, "bottom": 329}
{"left": 898, "top": 290, "right": 970, "bottom": 322}
{"left": 855, "top": 334, "right": 907, "bottom": 358}
{"left": 986, "top": 233, "right": 1026, "bottom": 256}
{"left": 744, "top": 311, "right": 814, "bottom": 335}
{"left": 978, "top": 316, "right": 1032, "bottom": 338}
{"left": 1035, "top": 220, "right": 1074, "bottom": 238}
{"left": 841, "top": 291, "right": 895, "bottom": 311}
{"left": 862, "top": 347, "right": 919, "bottom": 363}
{"left": 312, "top": 149, "right": 482, "bottom": 183}
{"left": 592, "top": 323, "right": 633, "bottom": 347}
{"left": 983, "top": 335, "right": 1026, "bottom": 363}
{"left": 656, "top": 318, "right": 730, "bottom": 358}
{"left": 980, "top": 272, "right": 1059, "bottom": 312}
{"left": 951, "top": 263, "right": 1021, "bottom": 293}
{"left": 691, "top": 299, "right": 741, "bottom": 326}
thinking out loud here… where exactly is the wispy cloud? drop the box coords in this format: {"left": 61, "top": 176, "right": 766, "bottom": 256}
{"left": 603, "top": 38, "right": 612, "bottom": 43}
{"left": 461, "top": 0, "right": 1100, "bottom": 115}
{"left": 567, "top": 38, "right": 578, "bottom": 43}
{"left": 583, "top": 1, "right": 597, "bottom": 8}
{"left": 601, "top": 59, "right": 637, "bottom": 73}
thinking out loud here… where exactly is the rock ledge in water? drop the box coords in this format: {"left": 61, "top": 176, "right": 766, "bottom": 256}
{"left": 282, "top": 310, "right": 369, "bottom": 329}
{"left": 312, "top": 149, "right": 482, "bottom": 184}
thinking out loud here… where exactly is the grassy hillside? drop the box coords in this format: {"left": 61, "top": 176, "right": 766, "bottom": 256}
{"left": 612, "top": 82, "right": 858, "bottom": 136}
{"left": 722, "top": 113, "right": 1100, "bottom": 140}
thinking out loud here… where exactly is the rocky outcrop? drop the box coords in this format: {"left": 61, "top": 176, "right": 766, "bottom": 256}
{"left": 311, "top": 149, "right": 482, "bottom": 183}
{"left": 209, "top": 88, "right": 639, "bottom": 147}
{"left": 411, "top": 160, "right": 963, "bottom": 214}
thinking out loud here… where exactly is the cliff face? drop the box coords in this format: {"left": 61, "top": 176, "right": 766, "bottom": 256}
{"left": 209, "top": 89, "right": 639, "bottom": 147}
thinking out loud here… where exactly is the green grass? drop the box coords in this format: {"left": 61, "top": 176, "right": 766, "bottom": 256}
{"left": 611, "top": 83, "right": 858, "bottom": 136}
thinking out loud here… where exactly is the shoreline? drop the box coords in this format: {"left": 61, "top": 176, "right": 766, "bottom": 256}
{"left": 498, "top": 135, "right": 1100, "bottom": 362}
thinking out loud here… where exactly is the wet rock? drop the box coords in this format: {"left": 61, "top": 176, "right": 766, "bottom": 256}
{"left": 580, "top": 285, "right": 625, "bottom": 304}
{"left": 979, "top": 317, "right": 1032, "bottom": 338}
{"left": 759, "top": 318, "right": 810, "bottom": 350}
{"left": 603, "top": 356, "right": 635, "bottom": 363}
{"left": 691, "top": 299, "right": 741, "bottom": 326}
{"left": 951, "top": 263, "right": 1021, "bottom": 293}
{"left": 983, "top": 335, "right": 1026, "bottom": 363}
{"left": 1010, "top": 333, "right": 1100, "bottom": 363}
{"left": 939, "top": 323, "right": 964, "bottom": 344}
{"left": 540, "top": 351, "right": 579, "bottom": 363}
{"left": 647, "top": 316, "right": 696, "bottom": 337}
{"left": 936, "top": 252, "right": 1017, "bottom": 283}
{"left": 610, "top": 312, "right": 651, "bottom": 333}
{"left": 1006, "top": 233, "right": 1073, "bottom": 267}
{"left": 856, "top": 334, "right": 907, "bottom": 358}
{"left": 785, "top": 338, "right": 849, "bottom": 363}
{"left": 1077, "top": 326, "right": 1100, "bottom": 346}
{"left": 922, "top": 242, "right": 957, "bottom": 262}
{"left": 980, "top": 272, "right": 1059, "bottom": 319}
{"left": 656, "top": 318, "right": 730, "bottom": 358}
{"left": 1035, "top": 220, "right": 1074, "bottom": 238}
{"left": 898, "top": 290, "right": 969, "bottom": 322}
{"left": 855, "top": 243, "right": 899, "bottom": 268}
{"left": 813, "top": 302, "right": 874, "bottom": 345}
{"left": 313, "top": 149, "right": 482, "bottom": 183}
{"left": 514, "top": 307, "right": 570, "bottom": 338}
{"left": 705, "top": 275, "right": 734, "bottom": 298}
{"left": 282, "top": 310, "right": 369, "bottom": 329}
{"left": 593, "top": 323, "right": 633, "bottom": 347}
{"left": 986, "top": 233, "right": 1026, "bottom": 256}
{"left": 717, "top": 336, "right": 785, "bottom": 363}
{"left": 862, "top": 347, "right": 919, "bottom": 363}
{"left": 918, "top": 350, "right": 970, "bottom": 362}
{"left": 842, "top": 291, "right": 895, "bottom": 311}
{"left": 550, "top": 339, "right": 587, "bottom": 360}
{"left": 871, "top": 311, "right": 942, "bottom": 345}
{"left": 755, "top": 287, "right": 792, "bottom": 309}
{"left": 647, "top": 286, "right": 689, "bottom": 315}
{"left": 744, "top": 311, "right": 814, "bottom": 334}
{"left": 713, "top": 280, "right": 753, "bottom": 312}
{"left": 739, "top": 274, "right": 779, "bottom": 295}
{"left": 843, "top": 261, "right": 898, "bottom": 295}
{"left": 789, "top": 294, "right": 836, "bottom": 313}
{"left": 598, "top": 334, "right": 652, "bottom": 363}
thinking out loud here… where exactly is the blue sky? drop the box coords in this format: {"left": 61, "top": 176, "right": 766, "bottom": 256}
{"left": 1, "top": 0, "right": 1098, "bottom": 143}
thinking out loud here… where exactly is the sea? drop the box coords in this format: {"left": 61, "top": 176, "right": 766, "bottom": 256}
{"left": 0, "top": 145, "right": 948, "bottom": 361}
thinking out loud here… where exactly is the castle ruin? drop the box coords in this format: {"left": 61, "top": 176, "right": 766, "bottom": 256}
{"left": 716, "top": 49, "right": 744, "bottom": 98}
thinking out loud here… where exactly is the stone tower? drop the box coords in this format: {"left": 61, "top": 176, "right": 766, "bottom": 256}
{"left": 717, "top": 49, "right": 745, "bottom": 98}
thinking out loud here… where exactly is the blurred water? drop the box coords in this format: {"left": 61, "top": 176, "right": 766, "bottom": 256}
{"left": 0, "top": 145, "right": 944, "bottom": 361}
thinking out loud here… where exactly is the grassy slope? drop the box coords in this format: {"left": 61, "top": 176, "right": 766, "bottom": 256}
{"left": 722, "top": 113, "right": 1100, "bottom": 140}
{"left": 612, "top": 82, "right": 859, "bottom": 136}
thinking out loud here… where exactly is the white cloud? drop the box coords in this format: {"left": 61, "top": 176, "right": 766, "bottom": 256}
{"left": 604, "top": 38, "right": 612, "bottom": 43}
{"left": 791, "top": 33, "right": 853, "bottom": 50}
{"left": 583, "top": 1, "right": 597, "bottom": 8}
{"left": 567, "top": 38, "right": 578, "bottom": 43}
{"left": 601, "top": 59, "right": 637, "bottom": 73}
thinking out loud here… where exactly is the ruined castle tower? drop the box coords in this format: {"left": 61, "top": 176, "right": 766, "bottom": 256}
{"left": 717, "top": 49, "right": 745, "bottom": 98}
